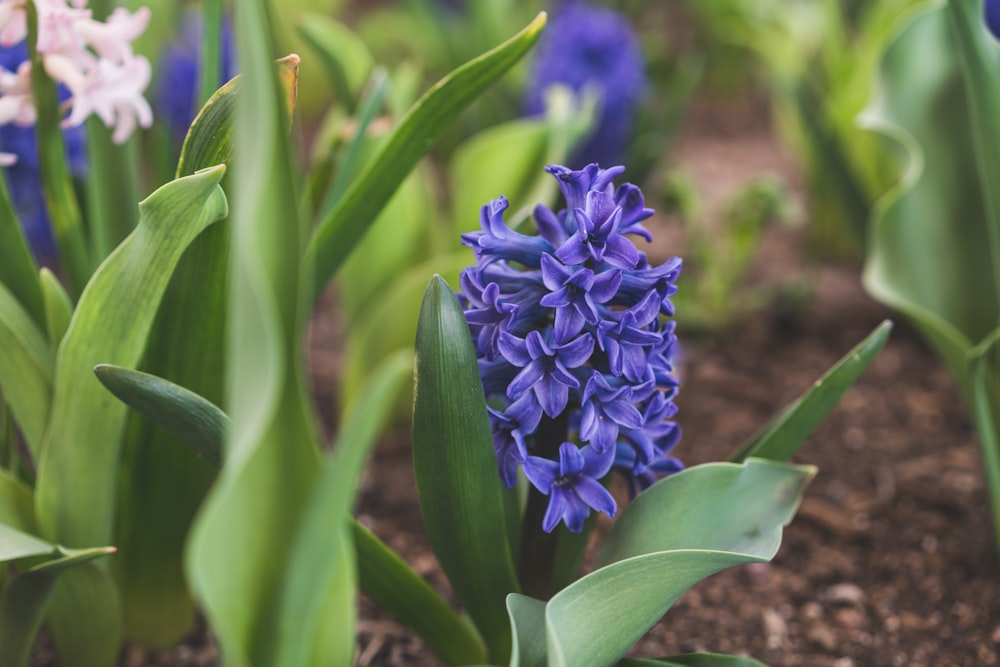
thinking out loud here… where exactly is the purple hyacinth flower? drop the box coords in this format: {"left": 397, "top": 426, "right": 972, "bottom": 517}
{"left": 539, "top": 253, "right": 621, "bottom": 342}
{"left": 987, "top": 0, "right": 1000, "bottom": 40}
{"left": 556, "top": 189, "right": 640, "bottom": 268}
{"left": 499, "top": 329, "right": 594, "bottom": 417}
{"left": 459, "top": 163, "right": 683, "bottom": 529}
{"left": 523, "top": 2, "right": 646, "bottom": 167}
{"left": 579, "top": 372, "right": 644, "bottom": 453}
{"left": 522, "top": 442, "right": 616, "bottom": 532}
{"left": 461, "top": 196, "right": 555, "bottom": 268}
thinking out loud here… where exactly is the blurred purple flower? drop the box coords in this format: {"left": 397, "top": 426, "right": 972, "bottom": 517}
{"left": 986, "top": 0, "right": 1000, "bottom": 40}
{"left": 523, "top": 2, "right": 646, "bottom": 167}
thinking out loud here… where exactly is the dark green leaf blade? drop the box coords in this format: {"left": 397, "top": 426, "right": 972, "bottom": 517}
{"left": 305, "top": 12, "right": 547, "bottom": 301}
{"left": 729, "top": 320, "right": 892, "bottom": 463}
{"left": 412, "top": 275, "right": 519, "bottom": 664}
{"left": 94, "top": 364, "right": 228, "bottom": 469}
{"left": 618, "top": 654, "right": 770, "bottom": 667}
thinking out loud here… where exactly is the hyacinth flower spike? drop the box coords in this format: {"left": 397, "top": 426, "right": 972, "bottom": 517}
{"left": 460, "top": 162, "right": 682, "bottom": 599}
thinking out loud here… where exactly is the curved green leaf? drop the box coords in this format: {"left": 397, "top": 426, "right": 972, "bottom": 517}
{"left": 270, "top": 351, "right": 410, "bottom": 666}
{"left": 305, "top": 12, "right": 548, "bottom": 302}
{"left": 0, "top": 469, "right": 35, "bottom": 534}
{"left": 185, "top": 2, "right": 322, "bottom": 665}
{"left": 354, "top": 520, "right": 487, "bottom": 666}
{"left": 509, "top": 461, "right": 813, "bottom": 667}
{"left": 860, "top": 5, "right": 998, "bottom": 396}
{"left": 729, "top": 320, "right": 892, "bottom": 462}
{"left": 0, "top": 281, "right": 53, "bottom": 456}
{"left": 507, "top": 593, "right": 547, "bottom": 667}
{"left": 413, "top": 275, "right": 520, "bottom": 664}
{"left": 94, "top": 364, "right": 228, "bottom": 470}
{"left": 177, "top": 55, "right": 301, "bottom": 178}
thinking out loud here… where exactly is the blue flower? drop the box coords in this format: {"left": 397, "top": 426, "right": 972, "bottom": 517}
{"left": 0, "top": 42, "right": 87, "bottom": 266}
{"left": 460, "top": 163, "right": 682, "bottom": 532}
{"left": 154, "top": 10, "right": 237, "bottom": 145}
{"left": 523, "top": 2, "right": 646, "bottom": 167}
{"left": 523, "top": 442, "right": 617, "bottom": 533}
{"left": 987, "top": 0, "right": 1000, "bottom": 40}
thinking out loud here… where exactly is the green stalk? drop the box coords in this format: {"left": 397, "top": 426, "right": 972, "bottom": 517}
{"left": 972, "top": 355, "right": 1000, "bottom": 556}
{"left": 84, "top": 121, "right": 139, "bottom": 262}
{"left": 26, "top": 3, "right": 92, "bottom": 297}
{"left": 200, "top": 0, "right": 224, "bottom": 108}
{"left": 517, "top": 413, "right": 567, "bottom": 600}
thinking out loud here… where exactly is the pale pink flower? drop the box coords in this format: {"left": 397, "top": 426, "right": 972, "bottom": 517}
{"left": 35, "top": 0, "right": 91, "bottom": 59}
{"left": 0, "top": 59, "right": 35, "bottom": 125}
{"left": 0, "top": 151, "right": 17, "bottom": 166}
{"left": 0, "top": 0, "right": 27, "bottom": 47}
{"left": 73, "top": 6, "right": 148, "bottom": 63}
{"left": 45, "top": 51, "right": 152, "bottom": 143}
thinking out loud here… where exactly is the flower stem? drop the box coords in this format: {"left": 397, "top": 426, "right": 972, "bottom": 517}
{"left": 517, "top": 412, "right": 567, "bottom": 599}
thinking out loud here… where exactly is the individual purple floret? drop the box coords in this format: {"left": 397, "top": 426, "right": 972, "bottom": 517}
{"left": 460, "top": 163, "right": 682, "bottom": 532}
{"left": 0, "top": 41, "right": 87, "bottom": 266}
{"left": 522, "top": 2, "right": 646, "bottom": 168}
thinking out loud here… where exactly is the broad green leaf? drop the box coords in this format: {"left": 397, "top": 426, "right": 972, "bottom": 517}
{"left": 618, "top": 654, "right": 769, "bottom": 667}
{"left": 32, "top": 166, "right": 226, "bottom": 666}
{"left": 185, "top": 2, "right": 322, "bottom": 665}
{"left": 0, "top": 521, "right": 57, "bottom": 562}
{"left": 354, "top": 520, "right": 487, "bottom": 666}
{"left": 508, "top": 460, "right": 813, "bottom": 667}
{"left": 413, "top": 276, "right": 520, "bottom": 664}
{"left": 860, "top": 5, "right": 999, "bottom": 397}
{"left": 270, "top": 351, "right": 410, "bottom": 666}
{"left": 0, "top": 175, "right": 46, "bottom": 332}
{"left": 114, "top": 52, "right": 299, "bottom": 649}
{"left": 305, "top": 12, "right": 548, "bottom": 302}
{"left": 0, "top": 282, "right": 53, "bottom": 456}
{"left": 971, "top": 339, "right": 1000, "bottom": 544}
{"left": 39, "top": 268, "right": 72, "bottom": 348}
{"left": 297, "top": 13, "right": 375, "bottom": 108}
{"left": 95, "top": 364, "right": 228, "bottom": 470}
{"left": 84, "top": 119, "right": 139, "bottom": 263}
{"left": 34, "top": 164, "right": 228, "bottom": 547}
{"left": 729, "top": 320, "right": 892, "bottom": 462}
{"left": 507, "top": 593, "right": 547, "bottom": 667}
{"left": 46, "top": 563, "right": 121, "bottom": 667}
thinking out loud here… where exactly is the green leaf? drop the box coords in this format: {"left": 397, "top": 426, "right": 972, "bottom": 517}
{"left": 0, "top": 281, "right": 53, "bottom": 457}
{"left": 34, "top": 164, "right": 228, "bottom": 547}
{"left": 729, "top": 320, "right": 892, "bottom": 462}
{"left": 296, "top": 13, "right": 375, "bottom": 109}
{"left": 269, "top": 351, "right": 410, "bottom": 666}
{"left": 413, "top": 275, "right": 520, "bottom": 663}
{"left": 618, "top": 654, "right": 769, "bottom": 667}
{"left": 509, "top": 460, "right": 813, "bottom": 667}
{"left": 32, "top": 167, "right": 227, "bottom": 666}
{"left": 45, "top": 564, "right": 121, "bottom": 667}
{"left": 507, "top": 593, "right": 547, "bottom": 667}
{"left": 94, "top": 364, "right": 228, "bottom": 470}
{"left": 0, "top": 545, "right": 115, "bottom": 667}
{"left": 354, "top": 520, "right": 487, "bottom": 666}
{"left": 39, "top": 268, "right": 72, "bottom": 348}
{"left": 0, "top": 175, "right": 46, "bottom": 333}
{"left": 305, "top": 12, "right": 548, "bottom": 302}
{"left": 185, "top": 2, "right": 323, "bottom": 665}
{"left": 0, "top": 469, "right": 35, "bottom": 534}
{"left": 177, "top": 54, "right": 301, "bottom": 178}
{"left": 860, "top": 6, "right": 998, "bottom": 397}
